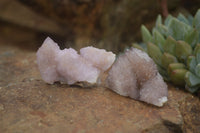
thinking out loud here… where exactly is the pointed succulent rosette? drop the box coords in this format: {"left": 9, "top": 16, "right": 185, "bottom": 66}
{"left": 133, "top": 9, "right": 200, "bottom": 94}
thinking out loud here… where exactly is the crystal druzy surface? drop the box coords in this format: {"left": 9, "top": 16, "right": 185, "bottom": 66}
{"left": 106, "top": 48, "right": 168, "bottom": 107}
{"left": 36, "top": 37, "right": 116, "bottom": 84}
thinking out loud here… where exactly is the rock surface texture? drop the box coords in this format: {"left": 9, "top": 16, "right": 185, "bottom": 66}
{"left": 0, "top": 40, "right": 200, "bottom": 132}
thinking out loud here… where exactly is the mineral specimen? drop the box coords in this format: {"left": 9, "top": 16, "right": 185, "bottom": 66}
{"left": 37, "top": 37, "right": 168, "bottom": 107}
{"left": 36, "top": 37, "right": 116, "bottom": 85}
{"left": 80, "top": 46, "right": 116, "bottom": 71}
{"left": 55, "top": 48, "right": 100, "bottom": 85}
{"left": 36, "top": 37, "right": 60, "bottom": 84}
{"left": 106, "top": 48, "right": 168, "bottom": 107}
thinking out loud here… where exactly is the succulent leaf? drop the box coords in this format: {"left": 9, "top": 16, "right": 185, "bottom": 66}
{"left": 195, "top": 64, "right": 200, "bottom": 77}
{"left": 167, "top": 18, "right": 192, "bottom": 40}
{"left": 177, "top": 13, "right": 190, "bottom": 25}
{"left": 147, "top": 43, "right": 163, "bottom": 66}
{"left": 161, "top": 53, "right": 178, "bottom": 69}
{"left": 185, "top": 71, "right": 200, "bottom": 87}
{"left": 185, "top": 29, "right": 199, "bottom": 48}
{"left": 186, "top": 85, "right": 199, "bottom": 93}
{"left": 132, "top": 43, "right": 145, "bottom": 51}
{"left": 187, "top": 56, "right": 197, "bottom": 73}
{"left": 187, "top": 15, "right": 194, "bottom": 26}
{"left": 152, "top": 29, "right": 165, "bottom": 52}
{"left": 164, "top": 15, "right": 173, "bottom": 26}
{"left": 168, "top": 63, "right": 186, "bottom": 69}
{"left": 163, "top": 36, "right": 177, "bottom": 55}
{"left": 156, "top": 24, "right": 168, "bottom": 37}
{"left": 196, "top": 53, "right": 200, "bottom": 63}
{"left": 156, "top": 15, "right": 162, "bottom": 27}
{"left": 169, "top": 69, "right": 188, "bottom": 86}
{"left": 168, "top": 63, "right": 186, "bottom": 75}
{"left": 194, "top": 43, "right": 200, "bottom": 55}
{"left": 141, "top": 25, "right": 152, "bottom": 43}
{"left": 175, "top": 41, "right": 192, "bottom": 62}
{"left": 193, "top": 9, "right": 200, "bottom": 31}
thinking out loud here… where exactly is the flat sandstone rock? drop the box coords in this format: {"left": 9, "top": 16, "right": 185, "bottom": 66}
{"left": 0, "top": 43, "right": 200, "bottom": 132}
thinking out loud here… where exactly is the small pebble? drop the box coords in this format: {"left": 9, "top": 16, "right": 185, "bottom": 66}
{"left": 70, "top": 120, "right": 74, "bottom": 124}
{"left": 0, "top": 104, "right": 4, "bottom": 111}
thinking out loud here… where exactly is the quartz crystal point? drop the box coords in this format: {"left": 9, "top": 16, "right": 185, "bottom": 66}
{"left": 80, "top": 46, "right": 116, "bottom": 71}
{"left": 36, "top": 37, "right": 60, "bottom": 84}
{"left": 36, "top": 37, "right": 116, "bottom": 85}
{"left": 106, "top": 48, "right": 168, "bottom": 107}
{"left": 55, "top": 48, "right": 100, "bottom": 84}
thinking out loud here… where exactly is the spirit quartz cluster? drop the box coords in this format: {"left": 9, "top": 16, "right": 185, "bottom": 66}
{"left": 36, "top": 37, "right": 115, "bottom": 85}
{"left": 36, "top": 37, "right": 168, "bottom": 107}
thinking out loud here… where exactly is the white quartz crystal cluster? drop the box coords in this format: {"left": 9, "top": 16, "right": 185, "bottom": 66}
{"left": 106, "top": 48, "right": 168, "bottom": 107}
{"left": 36, "top": 37, "right": 116, "bottom": 85}
{"left": 36, "top": 37, "right": 168, "bottom": 107}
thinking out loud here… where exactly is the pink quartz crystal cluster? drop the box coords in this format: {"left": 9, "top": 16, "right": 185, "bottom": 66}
{"left": 36, "top": 37, "right": 168, "bottom": 107}
{"left": 36, "top": 37, "right": 116, "bottom": 85}
{"left": 106, "top": 48, "right": 168, "bottom": 107}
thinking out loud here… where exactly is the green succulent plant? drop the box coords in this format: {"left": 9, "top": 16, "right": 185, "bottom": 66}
{"left": 133, "top": 9, "right": 200, "bottom": 93}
